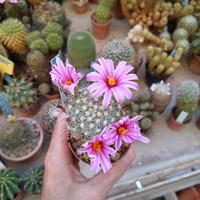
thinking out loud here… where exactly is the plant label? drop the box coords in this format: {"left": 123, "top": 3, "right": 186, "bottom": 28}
{"left": 176, "top": 111, "right": 189, "bottom": 123}
{"left": 0, "top": 55, "right": 14, "bottom": 78}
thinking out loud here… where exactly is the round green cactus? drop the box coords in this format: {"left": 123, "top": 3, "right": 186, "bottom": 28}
{"left": 139, "top": 117, "right": 152, "bottom": 131}
{"left": 68, "top": 31, "right": 96, "bottom": 68}
{"left": 0, "top": 169, "right": 20, "bottom": 200}
{"left": 178, "top": 15, "right": 198, "bottom": 35}
{"left": 41, "top": 22, "right": 64, "bottom": 38}
{"left": 30, "top": 38, "right": 49, "bottom": 54}
{"left": 26, "top": 31, "right": 41, "bottom": 46}
{"left": 46, "top": 33, "right": 64, "bottom": 52}
{"left": 159, "top": 32, "right": 171, "bottom": 40}
{"left": 176, "top": 80, "right": 200, "bottom": 121}
{"left": 175, "top": 39, "right": 190, "bottom": 54}
{"left": 5, "top": 78, "right": 36, "bottom": 109}
{"left": 191, "top": 38, "right": 200, "bottom": 54}
{"left": 103, "top": 39, "right": 135, "bottom": 65}
{"left": 173, "top": 28, "right": 189, "bottom": 42}
{"left": 24, "top": 167, "right": 44, "bottom": 194}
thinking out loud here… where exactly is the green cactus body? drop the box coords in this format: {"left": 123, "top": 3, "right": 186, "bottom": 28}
{"left": 191, "top": 38, "right": 200, "bottom": 54}
{"left": 103, "top": 39, "right": 135, "bottom": 65}
{"left": 0, "top": 121, "right": 32, "bottom": 152}
{"left": 30, "top": 39, "right": 49, "bottom": 54}
{"left": 0, "top": 18, "right": 27, "bottom": 55}
{"left": 41, "top": 22, "right": 64, "bottom": 38}
{"left": 26, "top": 31, "right": 41, "bottom": 46}
{"left": 24, "top": 167, "right": 44, "bottom": 194}
{"left": 175, "top": 80, "right": 200, "bottom": 121}
{"left": 95, "top": 0, "right": 116, "bottom": 23}
{"left": 68, "top": 31, "right": 96, "bottom": 68}
{"left": 0, "top": 169, "right": 20, "bottom": 200}
{"left": 139, "top": 117, "right": 152, "bottom": 131}
{"left": 175, "top": 39, "right": 190, "bottom": 54}
{"left": 5, "top": 78, "right": 36, "bottom": 109}
{"left": 32, "top": 1, "right": 67, "bottom": 30}
{"left": 173, "top": 28, "right": 189, "bottom": 42}
{"left": 46, "top": 33, "right": 64, "bottom": 52}
{"left": 178, "top": 15, "right": 198, "bottom": 35}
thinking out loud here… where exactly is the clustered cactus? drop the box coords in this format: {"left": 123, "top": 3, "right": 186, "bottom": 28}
{"left": 147, "top": 45, "right": 183, "bottom": 76}
{"left": 0, "top": 169, "right": 20, "bottom": 200}
{"left": 123, "top": 90, "right": 159, "bottom": 134}
{"left": 24, "top": 166, "right": 44, "bottom": 194}
{"left": 95, "top": 0, "right": 116, "bottom": 23}
{"left": 68, "top": 31, "right": 96, "bottom": 68}
{"left": 103, "top": 39, "right": 135, "bottom": 65}
{"left": 5, "top": 78, "right": 36, "bottom": 109}
{"left": 0, "top": 18, "right": 27, "bottom": 55}
{"left": 32, "top": 1, "right": 67, "bottom": 30}
{"left": 150, "top": 81, "right": 171, "bottom": 113}
{"left": 0, "top": 121, "right": 32, "bottom": 153}
{"left": 175, "top": 80, "right": 200, "bottom": 122}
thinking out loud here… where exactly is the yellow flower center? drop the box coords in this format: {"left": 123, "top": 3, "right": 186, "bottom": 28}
{"left": 117, "top": 126, "right": 128, "bottom": 136}
{"left": 107, "top": 76, "right": 116, "bottom": 87}
{"left": 65, "top": 80, "right": 73, "bottom": 85}
{"left": 92, "top": 141, "right": 102, "bottom": 152}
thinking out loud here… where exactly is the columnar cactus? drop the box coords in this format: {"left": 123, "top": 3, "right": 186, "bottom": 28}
{"left": 0, "top": 18, "right": 27, "bottom": 55}
{"left": 0, "top": 169, "right": 20, "bottom": 200}
{"left": 103, "top": 39, "right": 135, "bottom": 65}
{"left": 95, "top": 0, "right": 116, "bottom": 23}
{"left": 5, "top": 78, "right": 36, "bottom": 109}
{"left": 68, "top": 31, "right": 96, "bottom": 68}
{"left": 150, "top": 81, "right": 171, "bottom": 113}
{"left": 24, "top": 167, "right": 44, "bottom": 194}
{"left": 175, "top": 80, "right": 200, "bottom": 121}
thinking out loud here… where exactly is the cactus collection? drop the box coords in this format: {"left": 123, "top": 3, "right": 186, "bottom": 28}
{"left": 0, "top": 169, "right": 20, "bottom": 200}
{"left": 68, "top": 31, "right": 96, "bottom": 68}
{"left": 24, "top": 166, "right": 44, "bottom": 194}
{"left": 103, "top": 39, "right": 135, "bottom": 65}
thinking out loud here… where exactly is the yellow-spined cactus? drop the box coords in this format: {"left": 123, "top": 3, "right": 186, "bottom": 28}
{"left": 0, "top": 18, "right": 27, "bottom": 55}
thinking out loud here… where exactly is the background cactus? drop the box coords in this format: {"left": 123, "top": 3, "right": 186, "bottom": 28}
{"left": 46, "top": 33, "right": 64, "bottom": 52}
{"left": 175, "top": 39, "right": 190, "bottom": 54}
{"left": 0, "top": 121, "right": 32, "bottom": 153}
{"left": 190, "top": 38, "right": 200, "bottom": 55}
{"left": 95, "top": 0, "right": 116, "bottom": 23}
{"left": 175, "top": 80, "right": 200, "bottom": 121}
{"left": 177, "top": 15, "right": 198, "bottom": 35}
{"left": 29, "top": 38, "right": 49, "bottom": 55}
{"left": 41, "top": 22, "right": 64, "bottom": 38}
{"left": 24, "top": 166, "right": 44, "bottom": 194}
{"left": 0, "top": 18, "right": 27, "bottom": 55}
{"left": 32, "top": 1, "right": 67, "bottom": 30}
{"left": 173, "top": 28, "right": 189, "bottom": 42}
{"left": 26, "top": 31, "right": 41, "bottom": 46}
{"left": 38, "top": 83, "right": 51, "bottom": 95}
{"left": 5, "top": 78, "right": 36, "bottom": 109}
{"left": 68, "top": 31, "right": 96, "bottom": 68}
{"left": 150, "top": 81, "right": 171, "bottom": 113}
{"left": 190, "top": 0, "right": 200, "bottom": 26}
{"left": 0, "top": 169, "right": 20, "bottom": 200}
{"left": 103, "top": 39, "right": 135, "bottom": 65}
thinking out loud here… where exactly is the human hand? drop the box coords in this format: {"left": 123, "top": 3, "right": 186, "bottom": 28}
{"left": 42, "top": 112, "right": 135, "bottom": 200}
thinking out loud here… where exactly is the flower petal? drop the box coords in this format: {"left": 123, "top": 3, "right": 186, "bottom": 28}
{"left": 102, "top": 89, "right": 112, "bottom": 108}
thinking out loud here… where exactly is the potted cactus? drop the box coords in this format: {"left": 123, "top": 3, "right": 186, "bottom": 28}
{"left": 146, "top": 46, "right": 183, "bottom": 86}
{"left": 49, "top": 57, "right": 149, "bottom": 173}
{"left": 67, "top": 31, "right": 96, "bottom": 68}
{"left": 5, "top": 78, "right": 39, "bottom": 117}
{"left": 189, "top": 32, "right": 200, "bottom": 75}
{"left": 150, "top": 81, "right": 171, "bottom": 113}
{"left": 91, "top": 0, "right": 116, "bottom": 39}
{"left": 40, "top": 100, "right": 63, "bottom": 136}
{"left": 167, "top": 80, "right": 200, "bottom": 130}
{"left": 103, "top": 39, "right": 136, "bottom": 67}
{"left": 0, "top": 118, "right": 44, "bottom": 162}
{"left": 0, "top": 169, "right": 25, "bottom": 200}
{"left": 24, "top": 166, "right": 44, "bottom": 194}
{"left": 73, "top": 0, "right": 89, "bottom": 14}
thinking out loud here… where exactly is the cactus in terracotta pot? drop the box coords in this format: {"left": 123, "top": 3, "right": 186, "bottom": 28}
{"left": 24, "top": 166, "right": 44, "bottom": 194}
{"left": 150, "top": 81, "right": 171, "bottom": 113}
{"left": 68, "top": 31, "right": 96, "bottom": 68}
{"left": 0, "top": 169, "right": 20, "bottom": 200}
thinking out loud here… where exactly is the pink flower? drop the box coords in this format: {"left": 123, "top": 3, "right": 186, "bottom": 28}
{"left": 0, "top": 0, "right": 17, "bottom": 3}
{"left": 108, "top": 116, "right": 150, "bottom": 150}
{"left": 86, "top": 57, "right": 139, "bottom": 108}
{"left": 78, "top": 129, "right": 116, "bottom": 173}
{"left": 50, "top": 57, "right": 82, "bottom": 95}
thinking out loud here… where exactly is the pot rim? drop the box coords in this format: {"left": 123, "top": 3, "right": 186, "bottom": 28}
{"left": 0, "top": 118, "right": 44, "bottom": 162}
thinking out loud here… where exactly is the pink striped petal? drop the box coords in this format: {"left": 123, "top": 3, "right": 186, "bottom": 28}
{"left": 102, "top": 89, "right": 112, "bottom": 108}
{"left": 86, "top": 72, "right": 104, "bottom": 82}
